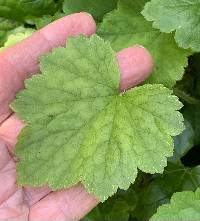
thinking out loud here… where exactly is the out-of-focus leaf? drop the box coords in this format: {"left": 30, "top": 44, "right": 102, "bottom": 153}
{"left": 142, "top": 0, "right": 200, "bottom": 52}
{"left": 84, "top": 187, "right": 137, "bottom": 221}
{"left": 26, "top": 12, "right": 65, "bottom": 29}
{"left": 192, "top": 53, "right": 200, "bottom": 99}
{"left": 169, "top": 120, "right": 195, "bottom": 164}
{"left": 0, "top": 27, "right": 34, "bottom": 50}
{"left": 98, "top": 0, "right": 191, "bottom": 88}
{"left": 0, "top": 18, "right": 19, "bottom": 46}
{"left": 63, "top": 0, "right": 118, "bottom": 21}
{"left": 150, "top": 188, "right": 200, "bottom": 221}
{"left": 184, "top": 104, "right": 200, "bottom": 145}
{"left": 132, "top": 163, "right": 200, "bottom": 221}
{"left": 0, "top": 0, "right": 58, "bottom": 21}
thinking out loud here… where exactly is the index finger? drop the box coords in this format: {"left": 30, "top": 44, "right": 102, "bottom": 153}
{"left": 0, "top": 13, "right": 96, "bottom": 124}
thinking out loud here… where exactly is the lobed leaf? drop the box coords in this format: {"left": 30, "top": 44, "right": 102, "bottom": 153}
{"left": 142, "top": 0, "right": 200, "bottom": 52}
{"left": 12, "top": 35, "right": 184, "bottom": 201}
{"left": 150, "top": 188, "right": 200, "bottom": 220}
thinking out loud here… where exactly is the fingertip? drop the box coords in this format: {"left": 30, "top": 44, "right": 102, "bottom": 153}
{"left": 38, "top": 12, "right": 96, "bottom": 48}
{"left": 117, "top": 45, "right": 154, "bottom": 91}
{"left": 77, "top": 12, "right": 97, "bottom": 36}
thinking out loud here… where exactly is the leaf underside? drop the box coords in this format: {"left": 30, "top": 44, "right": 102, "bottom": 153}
{"left": 12, "top": 35, "right": 184, "bottom": 201}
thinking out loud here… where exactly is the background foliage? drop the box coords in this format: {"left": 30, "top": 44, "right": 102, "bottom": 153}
{"left": 1, "top": 0, "right": 200, "bottom": 220}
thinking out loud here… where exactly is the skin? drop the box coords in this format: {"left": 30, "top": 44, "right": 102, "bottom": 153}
{"left": 0, "top": 13, "right": 153, "bottom": 220}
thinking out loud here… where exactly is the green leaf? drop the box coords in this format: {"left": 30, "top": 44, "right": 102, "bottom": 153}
{"left": 98, "top": 0, "right": 191, "bottom": 88}
{"left": 173, "top": 88, "right": 199, "bottom": 105}
{"left": 0, "top": 18, "right": 19, "bottom": 46}
{"left": 173, "top": 53, "right": 200, "bottom": 104}
{"left": 169, "top": 120, "right": 194, "bottom": 164}
{"left": 85, "top": 187, "right": 137, "bottom": 221}
{"left": 0, "top": 28, "right": 34, "bottom": 50}
{"left": 150, "top": 188, "right": 200, "bottom": 221}
{"left": 26, "top": 11, "right": 65, "bottom": 29}
{"left": 12, "top": 35, "right": 184, "bottom": 201}
{"left": 184, "top": 104, "right": 200, "bottom": 145}
{"left": 25, "top": 15, "right": 53, "bottom": 29}
{"left": 142, "top": 0, "right": 200, "bottom": 52}
{"left": 63, "top": 0, "right": 118, "bottom": 21}
{"left": 0, "top": 0, "right": 57, "bottom": 21}
{"left": 133, "top": 163, "right": 200, "bottom": 221}
{"left": 192, "top": 53, "right": 200, "bottom": 99}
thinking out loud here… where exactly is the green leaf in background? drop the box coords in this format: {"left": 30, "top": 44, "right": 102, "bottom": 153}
{"left": 169, "top": 120, "right": 194, "bottom": 164}
{"left": 98, "top": 0, "right": 191, "bottom": 88}
{"left": 0, "top": 0, "right": 58, "bottom": 21}
{"left": 12, "top": 35, "right": 184, "bottom": 201}
{"left": 25, "top": 15, "right": 53, "bottom": 29}
{"left": 132, "top": 163, "right": 200, "bottom": 221}
{"left": 184, "top": 104, "right": 200, "bottom": 146}
{"left": 191, "top": 53, "right": 200, "bottom": 99}
{"left": 0, "top": 27, "right": 34, "bottom": 50}
{"left": 85, "top": 187, "right": 137, "bottom": 221}
{"left": 172, "top": 52, "right": 200, "bottom": 132}
{"left": 142, "top": 0, "right": 200, "bottom": 52}
{"left": 63, "top": 0, "right": 118, "bottom": 21}
{"left": 150, "top": 188, "right": 200, "bottom": 221}
{"left": 26, "top": 12, "right": 65, "bottom": 29}
{"left": 0, "top": 18, "right": 19, "bottom": 46}
{"left": 180, "top": 53, "right": 200, "bottom": 146}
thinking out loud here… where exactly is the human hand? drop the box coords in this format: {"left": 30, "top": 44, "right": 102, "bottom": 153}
{"left": 0, "top": 13, "right": 153, "bottom": 220}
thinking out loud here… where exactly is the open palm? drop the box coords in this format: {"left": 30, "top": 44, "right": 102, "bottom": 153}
{"left": 0, "top": 13, "right": 153, "bottom": 220}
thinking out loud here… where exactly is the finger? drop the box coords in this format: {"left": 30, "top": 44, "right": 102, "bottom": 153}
{"left": 23, "top": 186, "right": 52, "bottom": 207}
{"left": 0, "top": 140, "right": 29, "bottom": 220}
{"left": 29, "top": 184, "right": 98, "bottom": 221}
{"left": 0, "top": 188, "right": 29, "bottom": 220}
{"left": 0, "top": 12, "right": 96, "bottom": 123}
{"left": 0, "top": 140, "right": 17, "bottom": 205}
{"left": 118, "top": 46, "right": 153, "bottom": 91}
{"left": 0, "top": 115, "right": 24, "bottom": 151}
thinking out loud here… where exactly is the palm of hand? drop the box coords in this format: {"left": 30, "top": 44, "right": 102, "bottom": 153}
{"left": 0, "top": 131, "right": 96, "bottom": 220}
{"left": 0, "top": 13, "right": 153, "bottom": 220}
